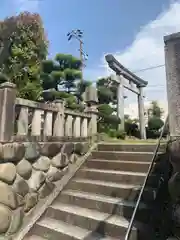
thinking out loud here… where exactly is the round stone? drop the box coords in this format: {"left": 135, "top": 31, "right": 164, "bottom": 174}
{"left": 0, "top": 181, "right": 17, "bottom": 209}
{"left": 25, "top": 142, "right": 40, "bottom": 162}
{"left": 51, "top": 153, "right": 69, "bottom": 168}
{"left": 0, "top": 204, "right": 12, "bottom": 234}
{"left": 24, "top": 192, "right": 38, "bottom": 212}
{"left": 12, "top": 174, "right": 29, "bottom": 197}
{"left": 1, "top": 142, "right": 25, "bottom": 163}
{"left": 40, "top": 143, "right": 62, "bottom": 158}
{"left": 0, "top": 163, "right": 16, "bottom": 184}
{"left": 47, "top": 166, "right": 63, "bottom": 182}
{"left": 33, "top": 156, "right": 50, "bottom": 172}
{"left": 28, "top": 170, "right": 46, "bottom": 191}
{"left": 7, "top": 207, "right": 23, "bottom": 234}
{"left": 16, "top": 159, "right": 32, "bottom": 180}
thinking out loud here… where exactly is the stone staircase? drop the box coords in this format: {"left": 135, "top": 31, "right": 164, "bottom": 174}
{"left": 24, "top": 143, "right": 164, "bottom": 240}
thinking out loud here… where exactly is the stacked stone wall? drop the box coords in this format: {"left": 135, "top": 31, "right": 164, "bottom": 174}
{"left": 0, "top": 141, "right": 89, "bottom": 236}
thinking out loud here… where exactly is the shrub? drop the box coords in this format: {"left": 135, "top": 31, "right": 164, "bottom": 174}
{"left": 108, "top": 129, "right": 117, "bottom": 138}
{"left": 116, "top": 130, "right": 126, "bottom": 140}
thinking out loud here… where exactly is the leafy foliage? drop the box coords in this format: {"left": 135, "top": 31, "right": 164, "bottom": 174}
{"left": 0, "top": 12, "right": 48, "bottom": 100}
{"left": 97, "top": 104, "right": 120, "bottom": 135}
{"left": 148, "top": 101, "right": 163, "bottom": 118}
{"left": 148, "top": 117, "right": 164, "bottom": 131}
{"left": 41, "top": 53, "right": 91, "bottom": 110}
{"left": 146, "top": 101, "right": 165, "bottom": 139}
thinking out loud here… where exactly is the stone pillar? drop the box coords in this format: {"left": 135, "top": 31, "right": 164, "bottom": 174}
{"left": 164, "top": 33, "right": 180, "bottom": 138}
{"left": 65, "top": 115, "right": 73, "bottom": 137}
{"left": 116, "top": 74, "right": 124, "bottom": 131}
{"left": 0, "top": 82, "right": 16, "bottom": 142}
{"left": 53, "top": 100, "right": 65, "bottom": 137}
{"left": 138, "top": 87, "right": 146, "bottom": 139}
{"left": 17, "top": 106, "right": 29, "bottom": 136}
{"left": 86, "top": 106, "right": 98, "bottom": 137}
{"left": 84, "top": 85, "right": 98, "bottom": 138}
{"left": 164, "top": 33, "right": 180, "bottom": 238}
{"left": 73, "top": 116, "right": 81, "bottom": 138}
{"left": 44, "top": 111, "right": 53, "bottom": 137}
{"left": 31, "top": 109, "right": 43, "bottom": 136}
{"left": 81, "top": 117, "right": 88, "bottom": 138}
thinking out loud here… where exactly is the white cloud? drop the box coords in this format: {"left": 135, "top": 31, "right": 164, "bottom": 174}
{"left": 13, "top": 0, "right": 40, "bottom": 12}
{"left": 97, "top": 1, "right": 180, "bottom": 114}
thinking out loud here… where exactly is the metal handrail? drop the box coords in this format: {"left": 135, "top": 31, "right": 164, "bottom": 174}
{"left": 125, "top": 115, "right": 169, "bottom": 240}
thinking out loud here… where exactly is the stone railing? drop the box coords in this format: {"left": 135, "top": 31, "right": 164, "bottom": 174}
{"left": 14, "top": 98, "right": 92, "bottom": 141}
{"left": 0, "top": 82, "right": 98, "bottom": 237}
{"left": 0, "top": 82, "right": 97, "bottom": 142}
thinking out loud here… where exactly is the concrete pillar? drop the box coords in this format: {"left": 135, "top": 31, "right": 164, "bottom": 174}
{"left": 138, "top": 87, "right": 146, "bottom": 139}
{"left": 0, "top": 82, "right": 16, "bottom": 142}
{"left": 164, "top": 32, "right": 180, "bottom": 137}
{"left": 116, "top": 74, "right": 124, "bottom": 131}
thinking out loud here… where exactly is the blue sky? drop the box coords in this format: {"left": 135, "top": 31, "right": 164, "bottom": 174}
{"left": 1, "top": 0, "right": 180, "bottom": 115}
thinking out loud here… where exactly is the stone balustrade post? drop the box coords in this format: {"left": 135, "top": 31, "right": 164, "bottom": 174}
{"left": 73, "top": 116, "right": 81, "bottom": 138}
{"left": 53, "top": 100, "right": 65, "bottom": 137}
{"left": 0, "top": 82, "right": 16, "bottom": 142}
{"left": 65, "top": 115, "right": 73, "bottom": 137}
{"left": 85, "top": 106, "right": 98, "bottom": 137}
{"left": 43, "top": 111, "right": 53, "bottom": 137}
{"left": 81, "top": 117, "right": 88, "bottom": 138}
{"left": 17, "top": 106, "right": 29, "bottom": 136}
{"left": 84, "top": 85, "right": 98, "bottom": 138}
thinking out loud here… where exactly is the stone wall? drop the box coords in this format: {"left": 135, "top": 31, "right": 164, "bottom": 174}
{"left": 0, "top": 141, "right": 89, "bottom": 237}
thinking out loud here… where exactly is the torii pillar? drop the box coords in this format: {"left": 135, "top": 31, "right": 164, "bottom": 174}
{"left": 138, "top": 87, "right": 146, "bottom": 139}
{"left": 116, "top": 74, "right": 125, "bottom": 131}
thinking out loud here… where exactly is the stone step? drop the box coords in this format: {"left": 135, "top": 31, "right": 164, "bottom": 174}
{"left": 67, "top": 178, "right": 154, "bottom": 202}
{"left": 44, "top": 203, "right": 137, "bottom": 238}
{"left": 76, "top": 168, "right": 146, "bottom": 185}
{"left": 24, "top": 236, "right": 46, "bottom": 240}
{"left": 97, "top": 143, "right": 166, "bottom": 153}
{"left": 92, "top": 151, "right": 154, "bottom": 162}
{"left": 85, "top": 159, "right": 150, "bottom": 173}
{"left": 57, "top": 190, "right": 150, "bottom": 222}
{"left": 30, "top": 218, "right": 121, "bottom": 240}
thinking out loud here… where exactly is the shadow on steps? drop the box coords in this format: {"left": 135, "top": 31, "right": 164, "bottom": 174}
{"left": 83, "top": 152, "right": 173, "bottom": 240}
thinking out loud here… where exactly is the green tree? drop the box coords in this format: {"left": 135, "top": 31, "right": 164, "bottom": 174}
{"left": 0, "top": 12, "right": 48, "bottom": 100}
{"left": 41, "top": 53, "right": 91, "bottom": 110}
{"left": 148, "top": 117, "right": 164, "bottom": 131}
{"left": 96, "top": 77, "right": 121, "bottom": 137}
{"left": 148, "top": 101, "right": 163, "bottom": 118}
{"left": 97, "top": 104, "right": 120, "bottom": 134}
{"left": 146, "top": 101, "right": 165, "bottom": 138}
{"left": 97, "top": 77, "right": 117, "bottom": 104}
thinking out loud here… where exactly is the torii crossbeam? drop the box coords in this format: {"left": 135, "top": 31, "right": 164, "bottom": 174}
{"left": 105, "top": 54, "right": 148, "bottom": 139}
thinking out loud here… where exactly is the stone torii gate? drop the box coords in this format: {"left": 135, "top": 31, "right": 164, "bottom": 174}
{"left": 105, "top": 54, "right": 148, "bottom": 139}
